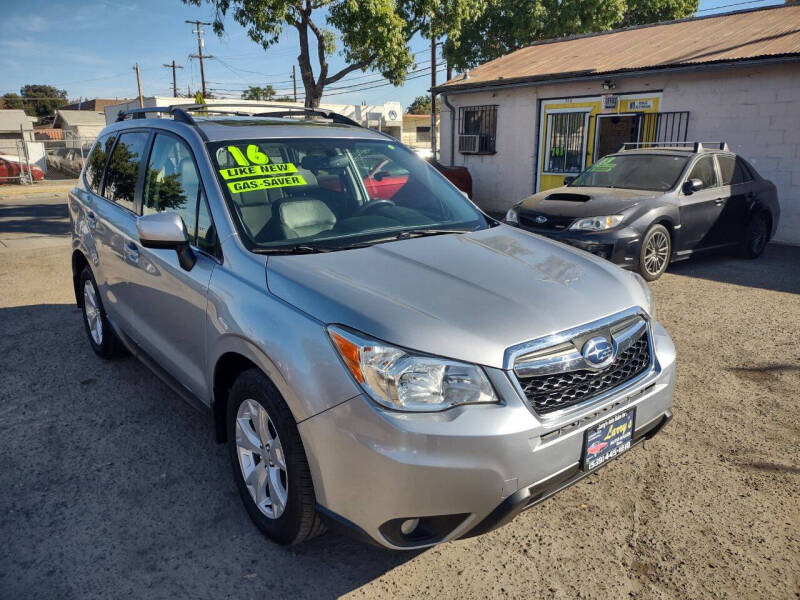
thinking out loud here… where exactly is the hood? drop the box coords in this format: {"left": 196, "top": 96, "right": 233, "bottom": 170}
{"left": 266, "top": 226, "right": 648, "bottom": 369}
{"left": 521, "top": 186, "right": 657, "bottom": 218}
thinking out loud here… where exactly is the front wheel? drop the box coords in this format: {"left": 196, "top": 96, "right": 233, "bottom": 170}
{"left": 227, "top": 369, "right": 325, "bottom": 545}
{"left": 638, "top": 224, "right": 671, "bottom": 281}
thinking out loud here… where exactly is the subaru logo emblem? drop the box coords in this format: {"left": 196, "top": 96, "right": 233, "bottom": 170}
{"left": 582, "top": 336, "right": 615, "bottom": 369}
{"left": 535, "top": 215, "right": 548, "bottom": 224}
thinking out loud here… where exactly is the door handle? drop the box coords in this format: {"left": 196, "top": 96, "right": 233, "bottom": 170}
{"left": 125, "top": 241, "right": 140, "bottom": 262}
{"left": 714, "top": 198, "right": 726, "bottom": 206}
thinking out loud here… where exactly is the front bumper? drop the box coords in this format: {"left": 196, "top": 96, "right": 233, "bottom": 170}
{"left": 298, "top": 322, "right": 675, "bottom": 550}
{"left": 517, "top": 224, "right": 642, "bottom": 269}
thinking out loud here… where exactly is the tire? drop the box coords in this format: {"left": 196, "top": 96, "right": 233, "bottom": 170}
{"left": 638, "top": 224, "right": 671, "bottom": 281}
{"left": 740, "top": 211, "right": 769, "bottom": 259}
{"left": 79, "top": 266, "right": 127, "bottom": 358}
{"left": 227, "top": 369, "right": 325, "bottom": 545}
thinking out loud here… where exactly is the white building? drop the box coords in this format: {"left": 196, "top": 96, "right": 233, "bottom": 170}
{"left": 104, "top": 97, "right": 404, "bottom": 138}
{"left": 53, "top": 110, "right": 107, "bottom": 141}
{"left": 435, "top": 4, "right": 800, "bottom": 244}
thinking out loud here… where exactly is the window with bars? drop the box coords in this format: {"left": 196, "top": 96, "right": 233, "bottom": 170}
{"left": 458, "top": 105, "right": 497, "bottom": 154}
{"left": 545, "top": 112, "right": 587, "bottom": 173}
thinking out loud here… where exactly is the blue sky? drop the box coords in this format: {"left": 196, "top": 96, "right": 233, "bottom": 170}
{"left": 0, "top": 0, "right": 783, "bottom": 110}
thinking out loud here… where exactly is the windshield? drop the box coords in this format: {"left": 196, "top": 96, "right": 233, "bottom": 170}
{"left": 568, "top": 154, "right": 689, "bottom": 192}
{"left": 208, "top": 138, "right": 489, "bottom": 251}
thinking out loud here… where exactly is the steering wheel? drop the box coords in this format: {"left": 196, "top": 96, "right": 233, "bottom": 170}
{"left": 353, "top": 199, "right": 395, "bottom": 216}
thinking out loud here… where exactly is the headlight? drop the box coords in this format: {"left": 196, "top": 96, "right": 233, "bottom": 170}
{"left": 328, "top": 326, "right": 498, "bottom": 412}
{"left": 505, "top": 203, "right": 521, "bottom": 225}
{"left": 569, "top": 215, "right": 625, "bottom": 231}
{"left": 631, "top": 272, "right": 655, "bottom": 320}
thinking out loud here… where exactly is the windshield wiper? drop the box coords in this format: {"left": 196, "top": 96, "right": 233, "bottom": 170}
{"left": 252, "top": 244, "right": 332, "bottom": 255}
{"left": 329, "top": 228, "right": 473, "bottom": 250}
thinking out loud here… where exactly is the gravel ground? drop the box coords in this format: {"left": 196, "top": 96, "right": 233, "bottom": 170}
{"left": 1, "top": 190, "right": 798, "bottom": 599}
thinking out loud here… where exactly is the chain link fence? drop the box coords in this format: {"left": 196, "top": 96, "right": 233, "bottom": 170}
{"left": 0, "top": 134, "right": 96, "bottom": 184}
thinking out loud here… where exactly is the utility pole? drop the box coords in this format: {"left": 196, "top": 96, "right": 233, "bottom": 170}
{"left": 133, "top": 63, "right": 143, "bottom": 108}
{"left": 291, "top": 65, "right": 297, "bottom": 103}
{"left": 163, "top": 60, "right": 184, "bottom": 98}
{"left": 430, "top": 36, "right": 437, "bottom": 157}
{"left": 186, "top": 20, "right": 213, "bottom": 99}
{"left": 447, "top": 64, "right": 453, "bottom": 81}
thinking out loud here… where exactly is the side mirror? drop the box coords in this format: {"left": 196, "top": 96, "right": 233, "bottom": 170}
{"left": 137, "top": 212, "right": 196, "bottom": 271}
{"left": 682, "top": 178, "right": 703, "bottom": 194}
{"left": 563, "top": 176, "right": 576, "bottom": 186}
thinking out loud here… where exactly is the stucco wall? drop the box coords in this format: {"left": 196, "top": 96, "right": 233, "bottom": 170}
{"left": 440, "top": 62, "right": 800, "bottom": 244}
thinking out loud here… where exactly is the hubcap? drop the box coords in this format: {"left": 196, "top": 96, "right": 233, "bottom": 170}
{"left": 83, "top": 280, "right": 103, "bottom": 345}
{"left": 644, "top": 231, "right": 669, "bottom": 276}
{"left": 235, "top": 399, "right": 288, "bottom": 519}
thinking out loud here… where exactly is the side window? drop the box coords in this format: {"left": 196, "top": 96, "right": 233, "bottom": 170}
{"left": 144, "top": 133, "right": 215, "bottom": 251}
{"left": 686, "top": 155, "right": 718, "bottom": 190}
{"left": 84, "top": 134, "right": 115, "bottom": 195}
{"left": 717, "top": 155, "right": 735, "bottom": 186}
{"left": 104, "top": 132, "right": 149, "bottom": 211}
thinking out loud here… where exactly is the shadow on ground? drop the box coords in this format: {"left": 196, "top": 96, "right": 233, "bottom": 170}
{"left": 0, "top": 203, "right": 70, "bottom": 236}
{"left": 666, "top": 243, "right": 800, "bottom": 295}
{"left": 0, "top": 304, "right": 419, "bottom": 600}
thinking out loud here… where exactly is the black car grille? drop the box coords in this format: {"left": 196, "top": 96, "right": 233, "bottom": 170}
{"left": 518, "top": 212, "right": 575, "bottom": 231}
{"left": 517, "top": 331, "right": 651, "bottom": 415}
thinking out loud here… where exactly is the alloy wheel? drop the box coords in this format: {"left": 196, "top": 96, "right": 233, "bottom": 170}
{"left": 235, "top": 399, "right": 289, "bottom": 519}
{"left": 83, "top": 280, "right": 103, "bottom": 345}
{"left": 644, "top": 230, "right": 669, "bottom": 276}
{"left": 749, "top": 216, "right": 768, "bottom": 255}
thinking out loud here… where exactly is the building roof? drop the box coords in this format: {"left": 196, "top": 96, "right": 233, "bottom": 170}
{"left": 0, "top": 110, "right": 33, "bottom": 133}
{"left": 61, "top": 98, "right": 132, "bottom": 112}
{"left": 53, "top": 110, "right": 106, "bottom": 128}
{"left": 435, "top": 4, "right": 800, "bottom": 93}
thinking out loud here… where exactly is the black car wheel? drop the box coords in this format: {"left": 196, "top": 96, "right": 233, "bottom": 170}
{"left": 741, "top": 212, "right": 769, "bottom": 259}
{"left": 638, "top": 224, "right": 671, "bottom": 281}
{"left": 227, "top": 368, "right": 326, "bottom": 545}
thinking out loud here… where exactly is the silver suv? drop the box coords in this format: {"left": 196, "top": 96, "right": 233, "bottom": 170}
{"left": 69, "top": 104, "right": 675, "bottom": 550}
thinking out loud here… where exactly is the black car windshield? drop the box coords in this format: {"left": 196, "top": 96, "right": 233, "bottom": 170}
{"left": 208, "top": 138, "right": 489, "bottom": 251}
{"left": 568, "top": 154, "right": 689, "bottom": 192}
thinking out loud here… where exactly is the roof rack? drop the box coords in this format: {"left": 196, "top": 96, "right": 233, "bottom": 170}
{"left": 116, "top": 102, "right": 363, "bottom": 129}
{"left": 620, "top": 141, "right": 729, "bottom": 152}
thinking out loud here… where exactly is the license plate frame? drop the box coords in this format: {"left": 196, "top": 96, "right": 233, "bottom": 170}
{"left": 582, "top": 408, "right": 635, "bottom": 472}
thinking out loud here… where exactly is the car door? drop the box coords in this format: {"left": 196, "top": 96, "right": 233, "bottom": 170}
{"left": 677, "top": 154, "right": 726, "bottom": 251}
{"left": 715, "top": 154, "right": 752, "bottom": 245}
{"left": 89, "top": 130, "right": 151, "bottom": 338}
{"left": 123, "top": 131, "right": 219, "bottom": 399}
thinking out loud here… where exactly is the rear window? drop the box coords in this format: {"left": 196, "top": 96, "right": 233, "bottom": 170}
{"left": 717, "top": 154, "right": 753, "bottom": 185}
{"left": 103, "top": 131, "right": 149, "bottom": 211}
{"left": 84, "top": 134, "right": 115, "bottom": 195}
{"left": 569, "top": 154, "right": 689, "bottom": 192}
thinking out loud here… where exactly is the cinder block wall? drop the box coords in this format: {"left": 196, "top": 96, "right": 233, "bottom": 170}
{"left": 440, "top": 63, "right": 800, "bottom": 244}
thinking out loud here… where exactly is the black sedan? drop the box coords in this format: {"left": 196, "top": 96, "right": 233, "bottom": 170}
{"left": 505, "top": 145, "right": 780, "bottom": 280}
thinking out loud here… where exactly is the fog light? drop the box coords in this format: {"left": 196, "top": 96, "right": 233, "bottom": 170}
{"left": 400, "top": 518, "right": 419, "bottom": 535}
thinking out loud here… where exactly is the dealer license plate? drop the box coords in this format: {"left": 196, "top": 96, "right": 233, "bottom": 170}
{"left": 583, "top": 409, "right": 634, "bottom": 471}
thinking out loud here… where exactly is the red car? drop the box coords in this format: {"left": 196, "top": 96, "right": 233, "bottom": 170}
{"left": 0, "top": 155, "right": 44, "bottom": 183}
{"left": 586, "top": 441, "right": 609, "bottom": 456}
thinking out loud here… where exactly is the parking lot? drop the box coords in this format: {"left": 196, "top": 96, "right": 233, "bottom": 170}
{"left": 1, "top": 186, "right": 798, "bottom": 599}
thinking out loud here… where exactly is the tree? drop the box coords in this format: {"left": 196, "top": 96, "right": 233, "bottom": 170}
{"left": 443, "top": 0, "right": 698, "bottom": 71}
{"left": 19, "top": 84, "right": 68, "bottom": 119}
{"left": 183, "top": 0, "right": 483, "bottom": 108}
{"left": 274, "top": 95, "right": 295, "bottom": 102}
{"left": 1, "top": 93, "right": 24, "bottom": 110}
{"left": 242, "top": 84, "right": 277, "bottom": 100}
{"left": 406, "top": 95, "right": 439, "bottom": 114}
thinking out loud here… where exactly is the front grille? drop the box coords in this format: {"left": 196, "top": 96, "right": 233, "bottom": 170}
{"left": 517, "top": 331, "right": 651, "bottom": 415}
{"left": 518, "top": 212, "right": 574, "bottom": 231}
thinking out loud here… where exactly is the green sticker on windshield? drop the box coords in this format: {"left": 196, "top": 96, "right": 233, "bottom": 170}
{"left": 219, "top": 163, "right": 298, "bottom": 180}
{"left": 590, "top": 157, "right": 616, "bottom": 172}
{"left": 227, "top": 174, "right": 307, "bottom": 193}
